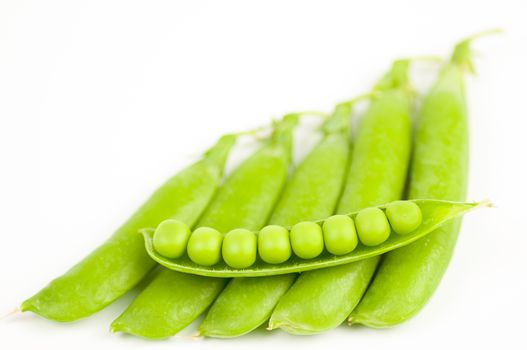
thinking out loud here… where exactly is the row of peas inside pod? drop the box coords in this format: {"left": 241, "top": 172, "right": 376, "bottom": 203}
{"left": 152, "top": 200, "right": 422, "bottom": 268}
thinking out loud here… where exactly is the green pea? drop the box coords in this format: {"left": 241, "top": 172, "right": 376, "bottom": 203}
{"left": 187, "top": 227, "right": 223, "bottom": 266}
{"left": 290, "top": 222, "right": 324, "bottom": 259}
{"left": 385, "top": 200, "right": 422, "bottom": 235}
{"left": 258, "top": 225, "right": 291, "bottom": 264}
{"left": 153, "top": 219, "right": 191, "bottom": 258}
{"left": 222, "top": 228, "right": 257, "bottom": 268}
{"left": 355, "top": 207, "right": 391, "bottom": 246}
{"left": 322, "top": 215, "right": 358, "bottom": 255}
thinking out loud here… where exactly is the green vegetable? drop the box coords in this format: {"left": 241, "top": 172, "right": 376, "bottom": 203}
{"left": 187, "top": 227, "right": 223, "bottom": 266}
{"left": 269, "top": 60, "right": 413, "bottom": 334}
{"left": 144, "top": 199, "right": 488, "bottom": 276}
{"left": 355, "top": 207, "right": 391, "bottom": 246}
{"left": 197, "top": 103, "right": 353, "bottom": 338}
{"left": 385, "top": 200, "right": 422, "bottom": 235}
{"left": 322, "top": 215, "right": 358, "bottom": 255}
{"left": 153, "top": 219, "right": 191, "bottom": 258}
{"left": 20, "top": 134, "right": 237, "bottom": 322}
{"left": 110, "top": 114, "right": 297, "bottom": 339}
{"left": 290, "top": 222, "right": 324, "bottom": 259}
{"left": 258, "top": 225, "right": 291, "bottom": 264}
{"left": 152, "top": 199, "right": 421, "bottom": 264}
{"left": 349, "top": 33, "right": 494, "bottom": 328}
{"left": 222, "top": 228, "right": 258, "bottom": 268}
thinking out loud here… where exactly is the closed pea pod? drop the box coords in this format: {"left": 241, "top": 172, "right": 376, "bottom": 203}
{"left": 20, "top": 134, "right": 237, "bottom": 322}
{"left": 349, "top": 34, "right": 491, "bottom": 327}
{"left": 110, "top": 114, "right": 297, "bottom": 339}
{"left": 198, "top": 103, "right": 353, "bottom": 338}
{"left": 269, "top": 60, "right": 412, "bottom": 334}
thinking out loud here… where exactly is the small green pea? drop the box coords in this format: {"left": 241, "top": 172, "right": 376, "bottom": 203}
{"left": 187, "top": 227, "right": 223, "bottom": 266}
{"left": 290, "top": 222, "right": 324, "bottom": 259}
{"left": 222, "top": 228, "right": 257, "bottom": 269}
{"left": 322, "top": 215, "right": 358, "bottom": 255}
{"left": 385, "top": 201, "right": 422, "bottom": 235}
{"left": 153, "top": 219, "right": 191, "bottom": 258}
{"left": 258, "top": 225, "right": 291, "bottom": 264}
{"left": 355, "top": 207, "right": 391, "bottom": 246}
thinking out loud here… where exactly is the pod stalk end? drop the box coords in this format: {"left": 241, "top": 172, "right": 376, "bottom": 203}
{"left": 451, "top": 28, "right": 502, "bottom": 73}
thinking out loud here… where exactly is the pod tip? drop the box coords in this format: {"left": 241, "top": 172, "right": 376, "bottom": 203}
{"left": 452, "top": 29, "right": 502, "bottom": 72}
{"left": 0, "top": 307, "right": 21, "bottom": 320}
{"left": 476, "top": 199, "right": 494, "bottom": 209}
{"left": 190, "top": 331, "right": 203, "bottom": 341}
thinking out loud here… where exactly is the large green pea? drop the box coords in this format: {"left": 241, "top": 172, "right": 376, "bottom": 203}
{"left": 187, "top": 227, "right": 223, "bottom": 266}
{"left": 153, "top": 219, "right": 191, "bottom": 258}
{"left": 355, "top": 207, "right": 391, "bottom": 246}
{"left": 290, "top": 222, "right": 324, "bottom": 259}
{"left": 385, "top": 201, "right": 422, "bottom": 235}
{"left": 222, "top": 229, "right": 257, "bottom": 268}
{"left": 322, "top": 215, "right": 358, "bottom": 255}
{"left": 258, "top": 225, "right": 291, "bottom": 264}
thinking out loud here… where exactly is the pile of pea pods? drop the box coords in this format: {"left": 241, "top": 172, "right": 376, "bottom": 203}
{"left": 20, "top": 33, "right": 494, "bottom": 339}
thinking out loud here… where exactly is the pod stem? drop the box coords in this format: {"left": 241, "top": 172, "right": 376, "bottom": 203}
{"left": 374, "top": 59, "right": 412, "bottom": 93}
{"left": 201, "top": 133, "right": 239, "bottom": 170}
{"left": 374, "top": 56, "right": 444, "bottom": 95}
{"left": 451, "top": 28, "right": 502, "bottom": 73}
{"left": 321, "top": 93, "right": 372, "bottom": 134}
{"left": 338, "top": 92, "right": 373, "bottom": 108}
{"left": 212, "top": 110, "right": 327, "bottom": 149}
{"left": 291, "top": 111, "right": 329, "bottom": 119}
{"left": 269, "top": 110, "right": 328, "bottom": 137}
{"left": 230, "top": 125, "right": 270, "bottom": 138}
{"left": 403, "top": 55, "right": 443, "bottom": 63}
{"left": 270, "top": 113, "right": 300, "bottom": 141}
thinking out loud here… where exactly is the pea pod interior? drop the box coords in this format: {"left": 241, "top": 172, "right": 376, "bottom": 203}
{"left": 142, "top": 199, "right": 489, "bottom": 277}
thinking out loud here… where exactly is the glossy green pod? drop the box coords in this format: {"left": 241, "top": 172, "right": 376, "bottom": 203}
{"left": 349, "top": 37, "right": 476, "bottom": 327}
{"left": 20, "top": 134, "right": 237, "bottom": 322}
{"left": 110, "top": 115, "right": 296, "bottom": 339}
{"left": 197, "top": 104, "right": 352, "bottom": 337}
{"left": 269, "top": 60, "right": 412, "bottom": 334}
{"left": 143, "top": 199, "right": 488, "bottom": 277}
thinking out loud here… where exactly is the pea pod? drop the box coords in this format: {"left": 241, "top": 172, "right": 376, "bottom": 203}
{"left": 196, "top": 103, "right": 353, "bottom": 337}
{"left": 20, "top": 134, "right": 237, "bottom": 322}
{"left": 269, "top": 60, "right": 413, "bottom": 334}
{"left": 143, "top": 199, "right": 488, "bottom": 277}
{"left": 110, "top": 114, "right": 296, "bottom": 339}
{"left": 349, "top": 34, "right": 489, "bottom": 327}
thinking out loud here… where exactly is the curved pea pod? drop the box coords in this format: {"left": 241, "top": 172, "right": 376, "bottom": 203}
{"left": 268, "top": 59, "right": 413, "bottom": 334}
{"left": 20, "top": 134, "right": 237, "bottom": 322}
{"left": 349, "top": 34, "right": 494, "bottom": 328}
{"left": 110, "top": 114, "right": 296, "bottom": 339}
{"left": 196, "top": 103, "right": 353, "bottom": 338}
{"left": 142, "top": 200, "right": 490, "bottom": 277}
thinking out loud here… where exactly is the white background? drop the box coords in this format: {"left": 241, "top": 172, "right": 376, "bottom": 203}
{"left": 1, "top": 1, "right": 526, "bottom": 349}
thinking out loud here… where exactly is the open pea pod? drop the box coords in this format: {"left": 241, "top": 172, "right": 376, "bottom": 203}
{"left": 142, "top": 199, "right": 489, "bottom": 277}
